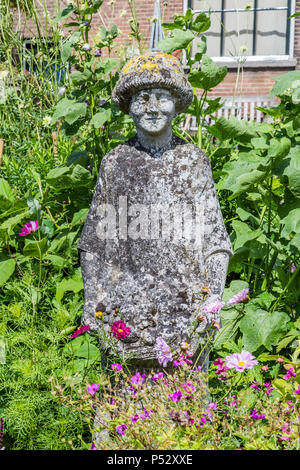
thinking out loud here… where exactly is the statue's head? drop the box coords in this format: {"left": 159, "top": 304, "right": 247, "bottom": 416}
{"left": 112, "top": 52, "right": 193, "bottom": 136}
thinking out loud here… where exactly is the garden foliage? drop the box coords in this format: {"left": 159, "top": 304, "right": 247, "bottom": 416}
{"left": 0, "top": 1, "right": 299, "bottom": 449}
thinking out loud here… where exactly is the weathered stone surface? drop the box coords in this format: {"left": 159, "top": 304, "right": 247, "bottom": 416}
{"left": 78, "top": 52, "right": 233, "bottom": 368}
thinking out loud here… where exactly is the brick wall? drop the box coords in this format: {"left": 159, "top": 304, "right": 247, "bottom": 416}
{"left": 10, "top": 0, "right": 300, "bottom": 98}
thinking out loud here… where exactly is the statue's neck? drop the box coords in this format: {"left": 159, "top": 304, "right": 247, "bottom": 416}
{"left": 136, "top": 127, "right": 173, "bottom": 154}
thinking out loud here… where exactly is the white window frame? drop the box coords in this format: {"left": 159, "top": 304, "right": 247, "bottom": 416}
{"left": 184, "top": 0, "right": 296, "bottom": 65}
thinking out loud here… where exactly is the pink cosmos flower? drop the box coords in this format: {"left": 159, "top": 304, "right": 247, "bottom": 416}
{"left": 71, "top": 324, "right": 90, "bottom": 338}
{"left": 116, "top": 424, "right": 127, "bottom": 436}
{"left": 18, "top": 220, "right": 39, "bottom": 236}
{"left": 154, "top": 337, "right": 173, "bottom": 367}
{"left": 88, "top": 383, "right": 100, "bottom": 396}
{"left": 111, "top": 363, "right": 122, "bottom": 371}
{"left": 227, "top": 288, "right": 249, "bottom": 305}
{"left": 225, "top": 350, "right": 258, "bottom": 372}
{"left": 110, "top": 321, "right": 131, "bottom": 340}
{"left": 202, "top": 301, "right": 225, "bottom": 314}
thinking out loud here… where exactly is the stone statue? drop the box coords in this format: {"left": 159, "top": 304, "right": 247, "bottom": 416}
{"left": 78, "top": 52, "right": 233, "bottom": 370}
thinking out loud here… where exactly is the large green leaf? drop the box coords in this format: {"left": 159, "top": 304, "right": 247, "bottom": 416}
{"left": 157, "top": 29, "right": 195, "bottom": 54}
{"left": 270, "top": 70, "right": 300, "bottom": 97}
{"left": 282, "top": 147, "right": 300, "bottom": 198}
{"left": 240, "top": 305, "right": 289, "bottom": 352}
{"left": 52, "top": 99, "right": 87, "bottom": 125}
{"left": 208, "top": 116, "right": 257, "bottom": 142}
{"left": 0, "top": 178, "right": 15, "bottom": 211}
{"left": 56, "top": 275, "right": 83, "bottom": 302}
{"left": 0, "top": 259, "right": 16, "bottom": 286}
{"left": 46, "top": 164, "right": 93, "bottom": 189}
{"left": 220, "top": 157, "right": 265, "bottom": 196}
{"left": 280, "top": 208, "right": 300, "bottom": 238}
{"left": 63, "top": 335, "right": 100, "bottom": 362}
{"left": 189, "top": 55, "right": 227, "bottom": 91}
{"left": 0, "top": 211, "right": 30, "bottom": 237}
{"left": 53, "top": 4, "right": 75, "bottom": 24}
{"left": 23, "top": 238, "right": 48, "bottom": 258}
{"left": 232, "top": 221, "right": 266, "bottom": 251}
{"left": 190, "top": 12, "right": 211, "bottom": 33}
{"left": 90, "top": 109, "right": 111, "bottom": 128}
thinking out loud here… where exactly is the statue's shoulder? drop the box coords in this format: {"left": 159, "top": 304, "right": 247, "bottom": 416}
{"left": 100, "top": 135, "right": 140, "bottom": 169}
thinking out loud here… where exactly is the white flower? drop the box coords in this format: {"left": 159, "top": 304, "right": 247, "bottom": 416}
{"left": 42, "top": 116, "right": 52, "bottom": 127}
{"left": 82, "top": 43, "right": 90, "bottom": 51}
{"left": 119, "top": 9, "right": 127, "bottom": 17}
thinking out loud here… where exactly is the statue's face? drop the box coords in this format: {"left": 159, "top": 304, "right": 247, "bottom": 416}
{"left": 129, "top": 88, "right": 177, "bottom": 136}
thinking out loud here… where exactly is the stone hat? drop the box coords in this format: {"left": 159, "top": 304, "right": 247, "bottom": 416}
{"left": 112, "top": 51, "right": 193, "bottom": 114}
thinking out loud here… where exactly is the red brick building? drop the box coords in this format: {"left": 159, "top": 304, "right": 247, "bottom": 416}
{"left": 12, "top": 0, "right": 300, "bottom": 118}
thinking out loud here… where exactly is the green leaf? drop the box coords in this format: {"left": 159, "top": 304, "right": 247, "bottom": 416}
{"left": 189, "top": 56, "right": 227, "bottom": 91}
{"left": 70, "top": 208, "right": 89, "bottom": 226}
{"left": 56, "top": 275, "right": 83, "bottom": 302}
{"left": 0, "top": 178, "right": 15, "bottom": 211}
{"left": 90, "top": 109, "right": 111, "bottom": 128}
{"left": 53, "top": 4, "right": 75, "bottom": 24}
{"left": 0, "top": 259, "right": 15, "bottom": 286}
{"left": 40, "top": 219, "right": 55, "bottom": 238}
{"left": 232, "top": 221, "right": 265, "bottom": 250}
{"left": 44, "top": 255, "right": 66, "bottom": 268}
{"left": 27, "top": 194, "right": 42, "bottom": 222}
{"left": 23, "top": 238, "right": 48, "bottom": 258}
{"left": 282, "top": 147, "right": 300, "bottom": 198}
{"left": 0, "top": 211, "right": 30, "bottom": 237}
{"left": 208, "top": 116, "right": 257, "bottom": 142}
{"left": 270, "top": 70, "right": 300, "bottom": 97}
{"left": 190, "top": 12, "right": 210, "bottom": 33}
{"left": 157, "top": 29, "right": 195, "bottom": 54}
{"left": 66, "top": 150, "right": 90, "bottom": 167}
{"left": 64, "top": 102, "right": 87, "bottom": 125}
{"left": 240, "top": 305, "right": 289, "bottom": 352}
{"left": 280, "top": 208, "right": 300, "bottom": 237}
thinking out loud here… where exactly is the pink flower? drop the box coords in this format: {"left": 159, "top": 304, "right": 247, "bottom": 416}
{"left": 130, "top": 372, "right": 146, "bottom": 385}
{"left": 261, "top": 365, "right": 269, "bottom": 372}
{"left": 291, "top": 264, "right": 296, "bottom": 273}
{"left": 227, "top": 288, "right": 249, "bottom": 305}
{"left": 71, "top": 324, "right": 90, "bottom": 338}
{"left": 249, "top": 409, "right": 265, "bottom": 419}
{"left": 225, "top": 350, "right": 258, "bottom": 372}
{"left": 111, "top": 363, "right": 122, "bottom": 371}
{"left": 152, "top": 372, "right": 164, "bottom": 381}
{"left": 294, "top": 385, "right": 300, "bottom": 395}
{"left": 130, "top": 414, "right": 139, "bottom": 423}
{"left": 250, "top": 380, "right": 260, "bottom": 391}
{"left": 90, "top": 442, "right": 97, "bottom": 450}
{"left": 214, "top": 357, "right": 229, "bottom": 379}
{"left": 116, "top": 424, "right": 127, "bottom": 436}
{"left": 202, "top": 301, "right": 225, "bottom": 314}
{"left": 168, "top": 390, "right": 182, "bottom": 402}
{"left": 283, "top": 367, "right": 297, "bottom": 381}
{"left": 18, "top": 220, "right": 39, "bottom": 236}
{"left": 154, "top": 337, "right": 173, "bottom": 367}
{"left": 110, "top": 321, "right": 131, "bottom": 340}
{"left": 88, "top": 383, "right": 100, "bottom": 396}
{"left": 277, "top": 357, "right": 284, "bottom": 363}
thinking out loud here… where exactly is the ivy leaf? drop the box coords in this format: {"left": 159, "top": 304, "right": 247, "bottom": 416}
{"left": 157, "top": 29, "right": 195, "bottom": 54}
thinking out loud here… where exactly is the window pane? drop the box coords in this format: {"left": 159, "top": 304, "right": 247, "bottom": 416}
{"left": 190, "top": 0, "right": 289, "bottom": 57}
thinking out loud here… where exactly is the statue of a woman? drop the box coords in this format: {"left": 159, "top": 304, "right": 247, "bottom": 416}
{"left": 78, "top": 52, "right": 233, "bottom": 369}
